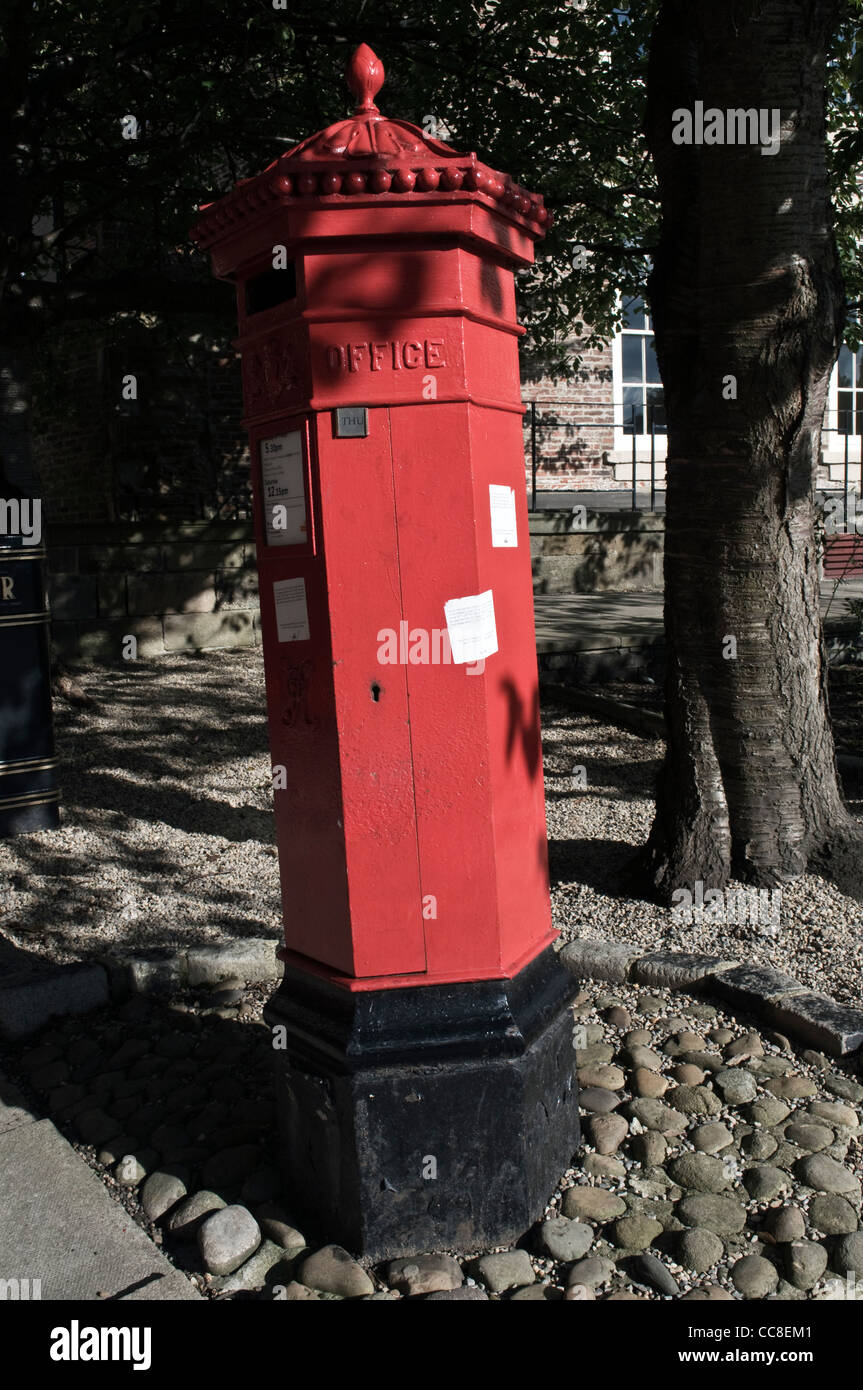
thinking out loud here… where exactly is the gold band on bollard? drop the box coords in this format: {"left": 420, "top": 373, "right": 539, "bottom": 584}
{"left": 0, "top": 788, "right": 60, "bottom": 811}
{"left": 0, "top": 756, "right": 58, "bottom": 778}
{"left": 0, "top": 611, "right": 50, "bottom": 627}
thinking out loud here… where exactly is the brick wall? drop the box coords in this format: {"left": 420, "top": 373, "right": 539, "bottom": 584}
{"left": 522, "top": 340, "right": 617, "bottom": 491}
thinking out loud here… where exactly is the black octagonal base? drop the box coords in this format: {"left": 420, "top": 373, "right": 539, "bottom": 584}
{"left": 263, "top": 945, "right": 581, "bottom": 1261}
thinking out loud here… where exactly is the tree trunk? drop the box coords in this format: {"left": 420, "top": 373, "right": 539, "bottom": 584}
{"left": 642, "top": 0, "right": 862, "bottom": 898}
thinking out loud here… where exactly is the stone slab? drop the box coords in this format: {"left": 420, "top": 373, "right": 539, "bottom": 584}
{"left": 185, "top": 939, "right": 282, "bottom": 987}
{"left": 76, "top": 618, "right": 165, "bottom": 661}
{"left": 765, "top": 993, "right": 863, "bottom": 1058}
{"left": 115, "top": 953, "right": 184, "bottom": 996}
{"left": 127, "top": 573, "right": 216, "bottom": 618}
{"left": 214, "top": 569, "right": 260, "bottom": 609}
{"left": 0, "top": 1119, "right": 201, "bottom": 1300}
{"left": 47, "top": 574, "right": 98, "bottom": 621}
{"left": 169, "top": 543, "right": 247, "bottom": 570}
{"left": 115, "top": 940, "right": 282, "bottom": 995}
{"left": 79, "top": 544, "right": 164, "bottom": 573}
{"left": 531, "top": 554, "right": 660, "bottom": 597}
{"left": 559, "top": 938, "right": 641, "bottom": 984}
{"left": 710, "top": 964, "right": 806, "bottom": 1011}
{"left": 632, "top": 951, "right": 740, "bottom": 990}
{"left": 0, "top": 1072, "right": 38, "bottom": 1134}
{"left": 47, "top": 546, "right": 79, "bottom": 574}
{"left": 0, "top": 964, "right": 108, "bottom": 1041}
{"left": 163, "top": 611, "right": 255, "bottom": 652}
{"left": 96, "top": 575, "right": 128, "bottom": 618}
{"left": 49, "top": 620, "right": 82, "bottom": 661}
{"left": 530, "top": 511, "right": 665, "bottom": 536}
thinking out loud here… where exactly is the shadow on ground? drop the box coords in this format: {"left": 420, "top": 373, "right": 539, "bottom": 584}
{"left": 0, "top": 985, "right": 320, "bottom": 1299}
{"left": 0, "top": 652, "right": 280, "bottom": 962}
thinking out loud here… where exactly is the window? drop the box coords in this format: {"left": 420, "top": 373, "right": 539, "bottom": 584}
{"left": 837, "top": 345, "right": 863, "bottom": 436}
{"left": 619, "top": 297, "right": 666, "bottom": 436}
{"left": 823, "top": 346, "right": 863, "bottom": 463}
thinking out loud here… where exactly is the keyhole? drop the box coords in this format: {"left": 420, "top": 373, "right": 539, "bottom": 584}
{"left": 370, "top": 682, "right": 381, "bottom": 702}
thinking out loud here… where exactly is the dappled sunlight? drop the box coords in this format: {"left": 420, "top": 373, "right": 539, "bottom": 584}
{"left": 0, "top": 652, "right": 280, "bottom": 963}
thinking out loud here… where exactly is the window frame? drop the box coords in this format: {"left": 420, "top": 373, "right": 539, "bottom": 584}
{"left": 824, "top": 349, "right": 863, "bottom": 463}
{"left": 611, "top": 296, "right": 668, "bottom": 459}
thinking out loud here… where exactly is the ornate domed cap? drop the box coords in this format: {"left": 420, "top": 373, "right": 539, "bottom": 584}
{"left": 286, "top": 43, "right": 453, "bottom": 162}
{"left": 192, "top": 43, "right": 550, "bottom": 246}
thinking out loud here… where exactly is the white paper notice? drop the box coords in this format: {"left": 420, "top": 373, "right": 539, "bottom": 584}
{"left": 273, "top": 577, "right": 310, "bottom": 642}
{"left": 444, "top": 589, "right": 499, "bottom": 665}
{"left": 260, "top": 432, "right": 307, "bottom": 546}
{"left": 489, "top": 484, "right": 518, "bottom": 547}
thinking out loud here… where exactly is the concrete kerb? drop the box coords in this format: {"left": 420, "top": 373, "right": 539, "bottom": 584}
{"left": 5, "top": 921, "right": 861, "bottom": 1060}
{"left": 110, "top": 937, "right": 283, "bottom": 997}
{"left": 559, "top": 939, "right": 863, "bottom": 1061}
{"left": 0, "top": 963, "right": 109, "bottom": 1042}
{"left": 0, "top": 1068, "right": 202, "bottom": 1300}
{"left": 541, "top": 680, "right": 666, "bottom": 740}
{"left": 0, "top": 937, "right": 283, "bottom": 1039}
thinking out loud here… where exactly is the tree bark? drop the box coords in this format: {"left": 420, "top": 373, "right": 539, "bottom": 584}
{"left": 642, "top": 0, "right": 862, "bottom": 898}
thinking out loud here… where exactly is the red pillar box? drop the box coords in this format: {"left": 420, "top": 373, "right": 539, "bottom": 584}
{"left": 192, "top": 44, "right": 579, "bottom": 1258}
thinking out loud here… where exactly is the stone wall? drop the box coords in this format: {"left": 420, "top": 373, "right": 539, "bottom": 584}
{"left": 47, "top": 510, "right": 664, "bottom": 660}
{"left": 47, "top": 521, "right": 259, "bottom": 661}
{"left": 531, "top": 510, "right": 664, "bottom": 594}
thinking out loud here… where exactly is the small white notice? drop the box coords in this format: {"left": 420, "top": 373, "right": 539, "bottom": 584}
{"left": 261, "top": 432, "right": 307, "bottom": 546}
{"left": 444, "top": 589, "right": 498, "bottom": 665}
{"left": 273, "top": 577, "right": 310, "bottom": 642}
{"left": 489, "top": 484, "right": 518, "bottom": 547}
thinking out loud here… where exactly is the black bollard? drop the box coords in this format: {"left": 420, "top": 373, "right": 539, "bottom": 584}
{"left": 0, "top": 529, "right": 60, "bottom": 835}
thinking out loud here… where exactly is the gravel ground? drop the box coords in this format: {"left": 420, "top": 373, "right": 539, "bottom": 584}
{"left": 0, "top": 651, "right": 861, "bottom": 1008}
{"left": 592, "top": 670, "right": 863, "bottom": 759}
{"left": 543, "top": 705, "right": 863, "bottom": 1008}
{"left": 0, "top": 654, "right": 282, "bottom": 963}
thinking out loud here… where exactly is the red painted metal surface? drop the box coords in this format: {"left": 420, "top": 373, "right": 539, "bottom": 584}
{"left": 192, "top": 44, "right": 555, "bottom": 989}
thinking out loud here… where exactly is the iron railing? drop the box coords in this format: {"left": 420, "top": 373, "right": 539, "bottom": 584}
{"left": 110, "top": 405, "right": 863, "bottom": 523}
{"left": 113, "top": 486, "right": 253, "bottom": 523}
{"left": 819, "top": 421, "right": 863, "bottom": 531}
{"left": 525, "top": 406, "right": 863, "bottom": 518}
{"left": 525, "top": 400, "right": 666, "bottom": 512}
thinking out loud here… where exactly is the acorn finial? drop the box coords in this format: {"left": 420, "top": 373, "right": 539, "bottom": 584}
{"left": 347, "top": 44, "right": 385, "bottom": 114}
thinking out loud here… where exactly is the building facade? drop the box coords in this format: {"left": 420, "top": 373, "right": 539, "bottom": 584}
{"left": 523, "top": 297, "right": 863, "bottom": 499}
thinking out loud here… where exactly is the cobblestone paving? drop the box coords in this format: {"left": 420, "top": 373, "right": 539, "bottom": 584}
{"left": 3, "top": 977, "right": 861, "bottom": 1300}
